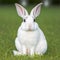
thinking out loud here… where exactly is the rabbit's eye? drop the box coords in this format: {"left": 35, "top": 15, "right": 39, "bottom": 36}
{"left": 34, "top": 19, "right": 35, "bottom": 22}
{"left": 24, "top": 19, "right": 26, "bottom": 22}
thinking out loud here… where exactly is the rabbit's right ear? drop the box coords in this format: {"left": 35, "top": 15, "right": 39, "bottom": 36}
{"left": 15, "top": 3, "right": 28, "bottom": 19}
{"left": 30, "top": 3, "right": 43, "bottom": 19}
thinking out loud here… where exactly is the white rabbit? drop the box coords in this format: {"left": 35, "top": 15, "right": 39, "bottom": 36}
{"left": 13, "top": 3, "right": 47, "bottom": 56}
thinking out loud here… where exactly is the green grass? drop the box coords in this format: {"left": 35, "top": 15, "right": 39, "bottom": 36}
{"left": 0, "top": 5, "right": 60, "bottom": 60}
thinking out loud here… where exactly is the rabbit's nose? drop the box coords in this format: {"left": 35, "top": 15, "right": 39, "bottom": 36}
{"left": 29, "top": 24, "right": 31, "bottom": 28}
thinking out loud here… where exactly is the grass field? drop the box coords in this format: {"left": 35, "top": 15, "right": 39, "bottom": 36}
{"left": 0, "top": 5, "right": 60, "bottom": 60}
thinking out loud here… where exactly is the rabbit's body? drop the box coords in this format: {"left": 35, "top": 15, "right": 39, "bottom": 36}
{"left": 13, "top": 3, "right": 47, "bottom": 56}
{"left": 14, "top": 27, "right": 47, "bottom": 55}
{"left": 18, "top": 29, "right": 40, "bottom": 48}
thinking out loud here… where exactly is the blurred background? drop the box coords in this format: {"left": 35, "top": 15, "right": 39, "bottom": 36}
{"left": 0, "top": 0, "right": 60, "bottom": 6}
{"left": 0, "top": 0, "right": 60, "bottom": 60}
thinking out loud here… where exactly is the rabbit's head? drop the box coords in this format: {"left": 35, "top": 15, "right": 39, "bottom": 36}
{"left": 15, "top": 3, "right": 43, "bottom": 31}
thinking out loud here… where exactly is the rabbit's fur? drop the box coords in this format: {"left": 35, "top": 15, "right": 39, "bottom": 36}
{"left": 13, "top": 3, "right": 47, "bottom": 56}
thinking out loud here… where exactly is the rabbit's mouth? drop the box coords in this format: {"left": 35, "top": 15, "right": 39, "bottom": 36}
{"left": 27, "top": 29, "right": 34, "bottom": 31}
{"left": 26, "top": 28, "right": 37, "bottom": 31}
{"left": 22, "top": 29, "right": 37, "bottom": 31}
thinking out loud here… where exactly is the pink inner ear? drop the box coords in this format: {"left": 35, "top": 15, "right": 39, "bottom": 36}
{"left": 36, "top": 5, "right": 40, "bottom": 13}
{"left": 33, "top": 5, "right": 40, "bottom": 16}
{"left": 18, "top": 5, "right": 23, "bottom": 14}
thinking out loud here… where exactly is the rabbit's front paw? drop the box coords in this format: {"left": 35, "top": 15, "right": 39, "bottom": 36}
{"left": 30, "top": 48, "right": 35, "bottom": 56}
{"left": 13, "top": 50, "right": 22, "bottom": 56}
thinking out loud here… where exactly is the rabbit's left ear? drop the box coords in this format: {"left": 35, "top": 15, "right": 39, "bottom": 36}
{"left": 30, "top": 3, "right": 43, "bottom": 19}
{"left": 15, "top": 3, "right": 28, "bottom": 19}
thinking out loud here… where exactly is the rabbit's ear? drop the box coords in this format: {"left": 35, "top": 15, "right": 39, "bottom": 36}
{"left": 30, "top": 3, "right": 43, "bottom": 19}
{"left": 15, "top": 3, "right": 28, "bottom": 19}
